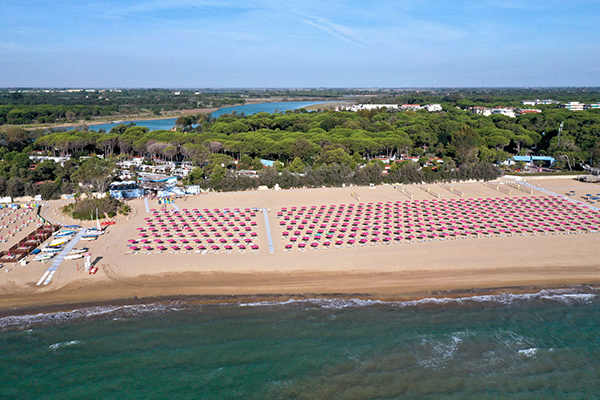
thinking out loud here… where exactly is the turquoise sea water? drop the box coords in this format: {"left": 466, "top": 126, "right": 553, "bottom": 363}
{"left": 88, "top": 101, "right": 329, "bottom": 132}
{"left": 2, "top": 290, "right": 600, "bottom": 399}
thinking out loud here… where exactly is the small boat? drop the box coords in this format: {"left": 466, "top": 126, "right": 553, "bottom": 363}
{"left": 69, "top": 248, "right": 88, "bottom": 254}
{"left": 41, "top": 247, "right": 62, "bottom": 253}
{"left": 85, "top": 228, "right": 104, "bottom": 236}
{"left": 33, "top": 254, "right": 54, "bottom": 262}
{"left": 64, "top": 225, "right": 81, "bottom": 229}
{"left": 55, "top": 230, "right": 76, "bottom": 237}
{"left": 89, "top": 267, "right": 98, "bottom": 274}
{"left": 65, "top": 253, "right": 83, "bottom": 260}
{"left": 81, "top": 235, "right": 97, "bottom": 241}
{"left": 49, "top": 238, "right": 67, "bottom": 247}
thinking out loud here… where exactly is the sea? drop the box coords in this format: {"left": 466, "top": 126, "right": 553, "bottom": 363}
{"left": 2, "top": 289, "right": 600, "bottom": 399}
{"left": 88, "top": 101, "right": 329, "bottom": 132}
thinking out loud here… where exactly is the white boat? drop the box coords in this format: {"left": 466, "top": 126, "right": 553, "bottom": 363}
{"left": 55, "top": 231, "right": 75, "bottom": 238}
{"left": 65, "top": 253, "right": 83, "bottom": 260}
{"left": 41, "top": 247, "right": 62, "bottom": 253}
{"left": 69, "top": 248, "right": 88, "bottom": 254}
{"left": 85, "top": 228, "right": 104, "bottom": 236}
{"left": 33, "top": 254, "right": 55, "bottom": 262}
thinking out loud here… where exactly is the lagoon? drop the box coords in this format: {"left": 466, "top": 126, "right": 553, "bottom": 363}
{"left": 88, "top": 101, "right": 329, "bottom": 132}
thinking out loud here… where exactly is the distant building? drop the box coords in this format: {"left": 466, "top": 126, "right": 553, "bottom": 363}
{"left": 561, "top": 102, "right": 585, "bottom": 111}
{"left": 343, "top": 104, "right": 400, "bottom": 112}
{"left": 522, "top": 99, "right": 559, "bottom": 106}
{"left": 401, "top": 104, "right": 421, "bottom": 111}
{"left": 260, "top": 159, "right": 275, "bottom": 168}
{"left": 469, "top": 106, "right": 493, "bottom": 116}
{"left": 424, "top": 104, "right": 443, "bottom": 112}
{"left": 492, "top": 107, "right": 516, "bottom": 118}
{"left": 516, "top": 109, "right": 542, "bottom": 115}
{"left": 29, "top": 155, "right": 71, "bottom": 166}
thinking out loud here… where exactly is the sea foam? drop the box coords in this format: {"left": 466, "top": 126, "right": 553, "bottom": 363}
{"left": 1, "top": 288, "right": 597, "bottom": 330}
{"left": 238, "top": 288, "right": 598, "bottom": 309}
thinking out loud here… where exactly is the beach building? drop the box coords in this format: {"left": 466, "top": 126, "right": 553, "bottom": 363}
{"left": 508, "top": 155, "right": 557, "bottom": 167}
{"left": 137, "top": 173, "right": 183, "bottom": 198}
{"left": 109, "top": 181, "right": 145, "bottom": 199}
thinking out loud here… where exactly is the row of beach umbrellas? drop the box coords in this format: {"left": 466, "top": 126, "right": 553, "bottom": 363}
{"left": 277, "top": 196, "right": 600, "bottom": 248}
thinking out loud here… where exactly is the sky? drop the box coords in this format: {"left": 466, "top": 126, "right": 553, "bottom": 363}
{"left": 1, "top": 0, "right": 599, "bottom": 88}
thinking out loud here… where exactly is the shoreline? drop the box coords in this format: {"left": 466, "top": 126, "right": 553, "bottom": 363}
{"left": 2, "top": 282, "right": 598, "bottom": 320}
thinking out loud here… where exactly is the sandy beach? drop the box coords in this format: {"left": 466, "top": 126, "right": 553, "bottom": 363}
{"left": 1, "top": 177, "right": 599, "bottom": 313}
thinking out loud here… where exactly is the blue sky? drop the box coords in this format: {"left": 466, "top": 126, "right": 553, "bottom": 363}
{"left": 1, "top": 0, "right": 599, "bottom": 88}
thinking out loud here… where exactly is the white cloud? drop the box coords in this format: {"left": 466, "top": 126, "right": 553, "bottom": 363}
{"left": 299, "top": 15, "right": 370, "bottom": 47}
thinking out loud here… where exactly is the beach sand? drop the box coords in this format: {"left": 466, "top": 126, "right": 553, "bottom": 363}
{"left": 1, "top": 178, "right": 599, "bottom": 312}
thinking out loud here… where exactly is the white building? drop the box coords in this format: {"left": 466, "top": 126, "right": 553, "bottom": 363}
{"left": 491, "top": 107, "right": 516, "bottom": 118}
{"left": 344, "top": 104, "right": 400, "bottom": 112}
{"left": 424, "top": 104, "right": 442, "bottom": 112}
{"left": 561, "top": 102, "right": 584, "bottom": 111}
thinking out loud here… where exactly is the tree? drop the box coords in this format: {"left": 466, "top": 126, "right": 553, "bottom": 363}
{"left": 33, "top": 160, "right": 58, "bottom": 182}
{"left": 72, "top": 156, "right": 116, "bottom": 195}
{"left": 451, "top": 125, "right": 481, "bottom": 166}
{"left": 6, "top": 177, "right": 24, "bottom": 198}
{"left": 39, "top": 182, "right": 61, "bottom": 200}
{"left": 288, "top": 157, "right": 306, "bottom": 173}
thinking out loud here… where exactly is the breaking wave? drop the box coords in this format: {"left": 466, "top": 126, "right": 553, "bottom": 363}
{"left": 1, "top": 288, "right": 597, "bottom": 331}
